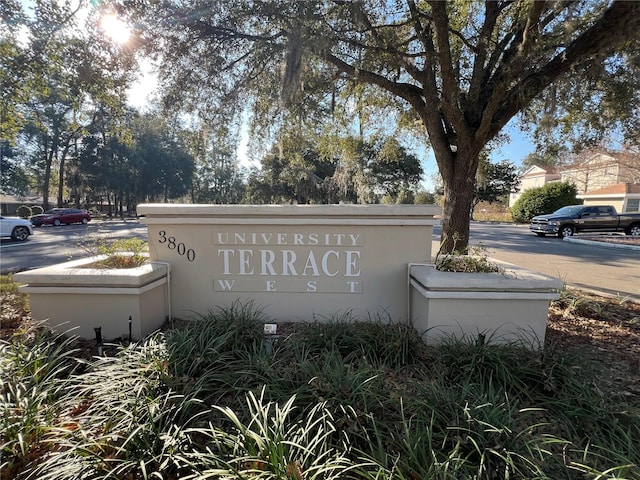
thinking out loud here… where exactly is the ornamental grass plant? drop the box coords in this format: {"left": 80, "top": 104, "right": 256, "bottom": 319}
{"left": 76, "top": 237, "right": 149, "bottom": 269}
{"left": 1, "top": 288, "right": 639, "bottom": 479}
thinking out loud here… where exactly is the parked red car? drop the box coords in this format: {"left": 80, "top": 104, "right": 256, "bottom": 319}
{"left": 31, "top": 208, "right": 92, "bottom": 227}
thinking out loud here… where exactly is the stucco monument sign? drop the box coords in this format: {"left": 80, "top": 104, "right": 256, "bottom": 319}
{"left": 15, "top": 203, "right": 563, "bottom": 344}
{"left": 138, "top": 204, "right": 441, "bottom": 323}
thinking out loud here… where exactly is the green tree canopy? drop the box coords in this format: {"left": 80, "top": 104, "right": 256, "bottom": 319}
{"left": 0, "top": 1, "right": 28, "bottom": 146}
{"left": 246, "top": 133, "right": 423, "bottom": 205}
{"left": 246, "top": 141, "right": 339, "bottom": 205}
{"left": 118, "top": 0, "right": 640, "bottom": 252}
{"left": 4, "top": 0, "right": 138, "bottom": 209}
{"left": 473, "top": 159, "right": 520, "bottom": 216}
{"left": 0, "top": 141, "right": 29, "bottom": 195}
{"left": 78, "top": 111, "right": 195, "bottom": 213}
{"left": 370, "top": 137, "right": 423, "bottom": 202}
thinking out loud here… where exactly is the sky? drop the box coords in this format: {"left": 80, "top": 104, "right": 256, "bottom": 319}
{"left": 410, "top": 122, "right": 536, "bottom": 190}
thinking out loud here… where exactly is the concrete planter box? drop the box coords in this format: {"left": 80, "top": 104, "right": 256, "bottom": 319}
{"left": 409, "top": 260, "right": 563, "bottom": 345}
{"left": 15, "top": 256, "right": 171, "bottom": 341}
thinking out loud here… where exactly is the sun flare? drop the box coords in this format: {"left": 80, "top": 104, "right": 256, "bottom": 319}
{"left": 100, "top": 14, "right": 131, "bottom": 44}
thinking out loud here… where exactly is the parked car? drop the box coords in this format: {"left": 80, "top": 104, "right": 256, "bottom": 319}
{"left": 31, "top": 208, "right": 92, "bottom": 227}
{"left": 0, "top": 215, "right": 34, "bottom": 241}
{"left": 530, "top": 205, "right": 640, "bottom": 238}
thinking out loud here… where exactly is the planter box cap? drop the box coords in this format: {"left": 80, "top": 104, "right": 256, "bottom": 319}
{"left": 15, "top": 256, "right": 169, "bottom": 288}
{"left": 410, "top": 261, "right": 564, "bottom": 293}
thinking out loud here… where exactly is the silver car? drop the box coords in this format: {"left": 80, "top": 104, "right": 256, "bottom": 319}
{"left": 0, "top": 215, "right": 34, "bottom": 241}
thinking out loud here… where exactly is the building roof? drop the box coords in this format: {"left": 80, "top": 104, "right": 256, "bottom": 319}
{"left": 580, "top": 183, "right": 640, "bottom": 196}
{"left": 1, "top": 193, "right": 61, "bottom": 204}
{"left": 520, "top": 165, "right": 562, "bottom": 177}
{"left": 564, "top": 147, "right": 638, "bottom": 170}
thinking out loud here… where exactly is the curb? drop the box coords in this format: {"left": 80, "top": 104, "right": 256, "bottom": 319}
{"left": 563, "top": 237, "right": 640, "bottom": 251}
{"left": 566, "top": 284, "right": 640, "bottom": 304}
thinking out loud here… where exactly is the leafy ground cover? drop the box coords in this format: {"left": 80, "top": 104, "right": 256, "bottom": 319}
{"left": 1, "top": 275, "right": 639, "bottom": 479}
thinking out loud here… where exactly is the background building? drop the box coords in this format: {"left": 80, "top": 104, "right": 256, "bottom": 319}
{"left": 509, "top": 149, "right": 640, "bottom": 212}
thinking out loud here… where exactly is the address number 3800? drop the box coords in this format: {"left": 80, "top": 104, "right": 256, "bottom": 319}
{"left": 158, "top": 230, "right": 196, "bottom": 262}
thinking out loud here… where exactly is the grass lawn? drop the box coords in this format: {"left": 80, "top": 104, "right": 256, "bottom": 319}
{"left": 1, "top": 275, "right": 639, "bottom": 479}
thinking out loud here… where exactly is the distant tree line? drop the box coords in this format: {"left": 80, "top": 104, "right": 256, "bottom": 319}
{"left": 1, "top": 3, "right": 198, "bottom": 214}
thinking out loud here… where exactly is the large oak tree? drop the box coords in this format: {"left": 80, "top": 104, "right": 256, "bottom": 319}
{"left": 119, "top": 0, "right": 640, "bottom": 252}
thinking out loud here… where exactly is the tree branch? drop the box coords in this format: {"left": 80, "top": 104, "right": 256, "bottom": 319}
{"left": 406, "top": 0, "right": 453, "bottom": 165}
{"left": 320, "top": 50, "right": 424, "bottom": 109}
{"left": 467, "top": 1, "right": 500, "bottom": 115}
{"left": 487, "top": 0, "right": 640, "bottom": 141}
{"left": 428, "top": 1, "right": 472, "bottom": 147}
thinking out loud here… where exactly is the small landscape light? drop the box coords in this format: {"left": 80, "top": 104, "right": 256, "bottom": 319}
{"left": 94, "top": 326, "right": 103, "bottom": 356}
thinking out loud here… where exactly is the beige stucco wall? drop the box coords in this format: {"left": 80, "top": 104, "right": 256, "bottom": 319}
{"left": 521, "top": 174, "right": 549, "bottom": 190}
{"left": 138, "top": 204, "right": 441, "bottom": 324}
{"left": 560, "top": 153, "right": 631, "bottom": 194}
{"left": 580, "top": 197, "right": 625, "bottom": 212}
{"left": 409, "top": 262, "right": 562, "bottom": 345}
{"left": 22, "top": 286, "right": 167, "bottom": 340}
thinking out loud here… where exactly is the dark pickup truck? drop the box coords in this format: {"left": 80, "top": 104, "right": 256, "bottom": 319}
{"left": 529, "top": 205, "right": 640, "bottom": 238}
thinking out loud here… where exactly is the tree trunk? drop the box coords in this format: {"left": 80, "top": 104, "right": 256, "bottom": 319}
{"left": 57, "top": 142, "right": 72, "bottom": 208}
{"left": 57, "top": 154, "right": 64, "bottom": 207}
{"left": 440, "top": 180, "right": 475, "bottom": 254}
{"left": 438, "top": 148, "right": 481, "bottom": 254}
{"left": 118, "top": 191, "right": 124, "bottom": 217}
{"left": 43, "top": 147, "right": 55, "bottom": 211}
{"left": 126, "top": 191, "right": 133, "bottom": 216}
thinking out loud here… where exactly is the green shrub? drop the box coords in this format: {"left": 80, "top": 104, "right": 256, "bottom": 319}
{"left": 0, "top": 324, "right": 79, "bottom": 479}
{"left": 414, "top": 189, "right": 436, "bottom": 204}
{"left": 31, "top": 205, "right": 44, "bottom": 215}
{"left": 511, "top": 182, "right": 579, "bottom": 223}
{"left": 0, "top": 275, "right": 30, "bottom": 312}
{"left": 433, "top": 233, "right": 502, "bottom": 273}
{"left": 434, "top": 246, "right": 503, "bottom": 273}
{"left": 98, "top": 238, "right": 148, "bottom": 268}
{"left": 15, "top": 205, "right": 32, "bottom": 219}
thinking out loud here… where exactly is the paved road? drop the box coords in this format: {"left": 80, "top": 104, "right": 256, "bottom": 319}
{"left": 433, "top": 222, "right": 640, "bottom": 301}
{"left": 2, "top": 219, "right": 638, "bottom": 301}
{"left": 0, "top": 220, "right": 147, "bottom": 274}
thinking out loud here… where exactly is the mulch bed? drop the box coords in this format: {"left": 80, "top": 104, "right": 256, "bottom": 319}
{"left": 546, "top": 288, "right": 640, "bottom": 400}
